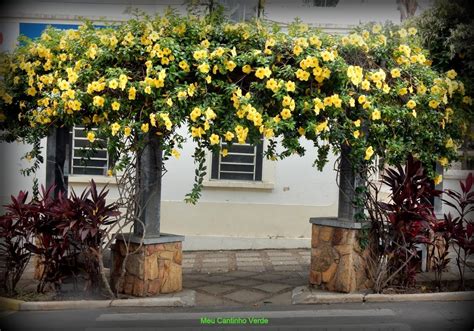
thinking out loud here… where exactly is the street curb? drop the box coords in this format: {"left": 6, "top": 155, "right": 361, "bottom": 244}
{"left": 1, "top": 290, "right": 195, "bottom": 311}
{"left": 291, "top": 286, "right": 474, "bottom": 304}
{"left": 110, "top": 290, "right": 195, "bottom": 307}
{"left": 0, "top": 297, "right": 25, "bottom": 311}
{"left": 292, "top": 286, "right": 364, "bottom": 304}
{"left": 20, "top": 299, "right": 112, "bottom": 311}
{"left": 364, "top": 291, "right": 474, "bottom": 302}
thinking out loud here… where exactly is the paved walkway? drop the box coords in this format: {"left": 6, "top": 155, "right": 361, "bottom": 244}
{"left": 183, "top": 249, "right": 310, "bottom": 273}
{"left": 182, "top": 249, "right": 310, "bottom": 307}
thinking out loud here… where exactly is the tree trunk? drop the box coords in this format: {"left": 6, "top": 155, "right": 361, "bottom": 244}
{"left": 134, "top": 131, "right": 162, "bottom": 238}
{"left": 46, "top": 126, "right": 69, "bottom": 197}
{"left": 397, "top": 0, "right": 418, "bottom": 21}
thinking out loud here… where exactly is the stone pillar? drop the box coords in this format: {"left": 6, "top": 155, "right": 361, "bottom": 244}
{"left": 111, "top": 132, "right": 184, "bottom": 297}
{"left": 309, "top": 219, "right": 369, "bottom": 293}
{"left": 111, "top": 234, "right": 184, "bottom": 296}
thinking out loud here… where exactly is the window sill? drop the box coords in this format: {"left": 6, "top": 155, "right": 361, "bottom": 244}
{"left": 67, "top": 175, "right": 117, "bottom": 185}
{"left": 203, "top": 180, "right": 274, "bottom": 190}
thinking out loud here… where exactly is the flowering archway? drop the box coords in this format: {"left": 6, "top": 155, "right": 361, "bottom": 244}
{"left": 0, "top": 12, "right": 470, "bottom": 296}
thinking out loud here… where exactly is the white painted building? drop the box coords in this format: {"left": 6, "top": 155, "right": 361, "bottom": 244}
{"left": 0, "top": 0, "right": 470, "bottom": 250}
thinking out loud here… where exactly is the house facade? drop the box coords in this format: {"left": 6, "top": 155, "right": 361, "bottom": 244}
{"left": 0, "top": 0, "right": 470, "bottom": 250}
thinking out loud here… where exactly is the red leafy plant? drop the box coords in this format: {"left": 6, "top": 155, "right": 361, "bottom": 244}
{"left": 441, "top": 173, "right": 474, "bottom": 290}
{"left": 0, "top": 191, "right": 36, "bottom": 296}
{"left": 0, "top": 180, "right": 120, "bottom": 295}
{"left": 378, "top": 155, "right": 441, "bottom": 287}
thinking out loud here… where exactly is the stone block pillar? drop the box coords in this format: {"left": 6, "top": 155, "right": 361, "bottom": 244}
{"left": 309, "top": 218, "right": 369, "bottom": 293}
{"left": 111, "top": 233, "right": 184, "bottom": 297}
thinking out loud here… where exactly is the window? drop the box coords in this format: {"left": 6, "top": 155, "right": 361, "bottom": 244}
{"left": 211, "top": 139, "right": 263, "bottom": 181}
{"left": 302, "top": 0, "right": 340, "bottom": 7}
{"left": 68, "top": 127, "right": 109, "bottom": 176}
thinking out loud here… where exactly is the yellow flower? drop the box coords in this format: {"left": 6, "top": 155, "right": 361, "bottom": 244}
{"left": 286, "top": 81, "right": 296, "bottom": 92}
{"left": 354, "top": 119, "right": 361, "bottom": 127}
{"left": 58, "top": 79, "right": 70, "bottom": 91}
{"left": 242, "top": 65, "right": 252, "bottom": 74}
{"left": 188, "top": 107, "right": 201, "bottom": 122}
{"left": 391, "top": 68, "right": 401, "bottom": 78}
{"left": 179, "top": 60, "right": 190, "bottom": 72}
{"left": 109, "top": 79, "right": 118, "bottom": 89}
{"left": 198, "top": 63, "right": 210, "bottom": 74}
{"left": 293, "top": 44, "right": 303, "bottom": 56}
{"left": 266, "top": 78, "right": 279, "bottom": 92}
{"left": 221, "top": 148, "right": 228, "bottom": 157}
{"left": 445, "top": 138, "right": 454, "bottom": 148}
{"left": 171, "top": 149, "right": 180, "bottom": 159}
{"left": 412, "top": 109, "right": 417, "bottom": 118}
{"left": 209, "top": 134, "right": 220, "bottom": 145}
{"left": 398, "top": 87, "right": 408, "bottom": 96}
{"left": 224, "top": 131, "right": 235, "bottom": 141}
{"left": 408, "top": 27, "right": 417, "bottom": 35}
{"left": 439, "top": 157, "right": 449, "bottom": 167}
{"left": 280, "top": 108, "right": 292, "bottom": 120}
{"left": 434, "top": 175, "right": 443, "bottom": 185}
{"left": 372, "top": 24, "right": 382, "bottom": 34}
{"left": 371, "top": 109, "right": 381, "bottom": 120}
{"left": 406, "top": 100, "right": 416, "bottom": 109}
{"left": 191, "top": 126, "right": 205, "bottom": 138}
{"left": 358, "top": 95, "right": 366, "bottom": 104}
{"left": 93, "top": 96, "right": 105, "bottom": 107}
{"left": 205, "top": 107, "right": 216, "bottom": 120}
{"left": 111, "top": 101, "right": 120, "bottom": 111}
{"left": 225, "top": 60, "right": 236, "bottom": 72}
{"left": 124, "top": 126, "right": 131, "bottom": 137}
{"left": 119, "top": 74, "right": 128, "bottom": 90}
{"left": 87, "top": 131, "right": 95, "bottom": 143}
{"left": 321, "top": 51, "right": 334, "bottom": 62}
{"left": 364, "top": 146, "right": 374, "bottom": 160}
{"left": 141, "top": 123, "right": 149, "bottom": 133}
{"left": 295, "top": 69, "right": 310, "bottom": 81}
{"left": 255, "top": 67, "right": 271, "bottom": 79}
{"left": 315, "top": 120, "right": 328, "bottom": 133}
{"left": 446, "top": 69, "right": 457, "bottom": 80}
{"left": 111, "top": 122, "right": 121, "bottom": 136}
{"left": 361, "top": 80, "right": 371, "bottom": 91}
{"left": 107, "top": 169, "right": 113, "bottom": 177}
{"left": 429, "top": 100, "right": 439, "bottom": 109}
{"left": 200, "top": 39, "right": 210, "bottom": 48}
{"left": 128, "top": 86, "right": 136, "bottom": 100}
{"left": 353, "top": 130, "right": 360, "bottom": 138}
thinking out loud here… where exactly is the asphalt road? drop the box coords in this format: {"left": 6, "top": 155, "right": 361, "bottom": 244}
{"left": 1, "top": 301, "right": 473, "bottom": 331}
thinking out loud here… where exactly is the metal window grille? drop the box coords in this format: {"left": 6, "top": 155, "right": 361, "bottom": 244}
{"left": 70, "top": 127, "right": 109, "bottom": 176}
{"left": 211, "top": 139, "right": 263, "bottom": 181}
